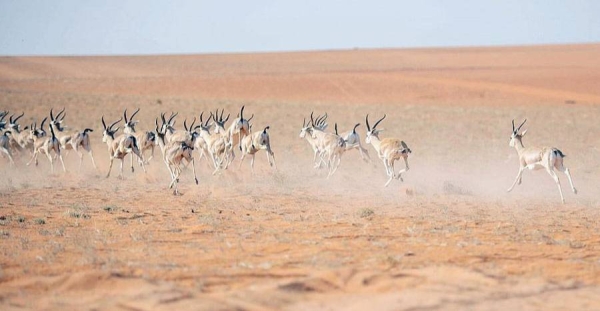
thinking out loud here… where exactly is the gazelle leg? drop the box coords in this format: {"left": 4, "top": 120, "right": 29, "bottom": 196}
{"left": 119, "top": 158, "right": 124, "bottom": 179}
{"left": 191, "top": 158, "right": 198, "bottom": 185}
{"left": 58, "top": 153, "right": 67, "bottom": 173}
{"left": 106, "top": 158, "right": 114, "bottom": 178}
{"left": 146, "top": 146, "right": 154, "bottom": 164}
{"left": 46, "top": 152, "right": 54, "bottom": 173}
{"left": 383, "top": 159, "right": 394, "bottom": 187}
{"left": 556, "top": 163, "right": 577, "bottom": 194}
{"left": 88, "top": 149, "right": 98, "bottom": 169}
{"left": 238, "top": 154, "right": 246, "bottom": 169}
{"left": 133, "top": 148, "right": 146, "bottom": 173}
{"left": 26, "top": 151, "right": 38, "bottom": 166}
{"left": 130, "top": 153, "right": 135, "bottom": 172}
{"left": 507, "top": 167, "right": 525, "bottom": 192}
{"left": 77, "top": 149, "right": 84, "bottom": 172}
{"left": 250, "top": 154, "right": 255, "bottom": 171}
{"left": 396, "top": 157, "right": 409, "bottom": 181}
{"left": 269, "top": 150, "right": 276, "bottom": 169}
{"left": 546, "top": 168, "right": 565, "bottom": 204}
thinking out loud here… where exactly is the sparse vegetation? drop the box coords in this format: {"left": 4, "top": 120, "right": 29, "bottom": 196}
{"left": 358, "top": 208, "right": 374, "bottom": 218}
{"left": 34, "top": 218, "right": 46, "bottom": 225}
{"left": 103, "top": 205, "right": 117, "bottom": 212}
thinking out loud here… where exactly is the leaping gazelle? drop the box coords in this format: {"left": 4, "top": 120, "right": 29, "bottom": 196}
{"left": 365, "top": 114, "right": 411, "bottom": 187}
{"left": 507, "top": 119, "right": 577, "bottom": 203}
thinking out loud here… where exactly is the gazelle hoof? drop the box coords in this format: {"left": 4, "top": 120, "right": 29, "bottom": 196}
{"left": 131, "top": 167, "right": 135, "bottom": 173}
{"left": 195, "top": 178, "right": 199, "bottom": 185}
{"left": 573, "top": 188, "right": 578, "bottom": 194}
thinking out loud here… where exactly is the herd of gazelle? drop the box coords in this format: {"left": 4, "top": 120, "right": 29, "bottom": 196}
{"left": 0, "top": 109, "right": 578, "bottom": 202}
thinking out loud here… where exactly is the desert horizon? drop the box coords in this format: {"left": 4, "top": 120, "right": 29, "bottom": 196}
{"left": 1, "top": 43, "right": 600, "bottom": 310}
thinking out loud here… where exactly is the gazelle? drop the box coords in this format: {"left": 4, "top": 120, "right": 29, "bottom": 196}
{"left": 299, "top": 113, "right": 328, "bottom": 168}
{"left": 340, "top": 123, "right": 370, "bottom": 162}
{"left": 5, "top": 112, "right": 26, "bottom": 153}
{"left": 154, "top": 118, "right": 199, "bottom": 195}
{"left": 365, "top": 114, "right": 411, "bottom": 187}
{"left": 317, "top": 123, "right": 347, "bottom": 177}
{"left": 101, "top": 116, "right": 146, "bottom": 179}
{"left": 227, "top": 106, "right": 252, "bottom": 148}
{"left": 164, "top": 141, "right": 199, "bottom": 195}
{"left": 0, "top": 130, "right": 16, "bottom": 166}
{"left": 123, "top": 108, "right": 157, "bottom": 166}
{"left": 507, "top": 119, "right": 577, "bottom": 203}
{"left": 239, "top": 125, "right": 276, "bottom": 170}
{"left": 49, "top": 108, "right": 97, "bottom": 171}
{"left": 196, "top": 112, "right": 229, "bottom": 173}
{"left": 26, "top": 116, "right": 67, "bottom": 173}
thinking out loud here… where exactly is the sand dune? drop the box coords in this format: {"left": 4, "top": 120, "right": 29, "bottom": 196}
{"left": 1, "top": 44, "right": 600, "bottom": 310}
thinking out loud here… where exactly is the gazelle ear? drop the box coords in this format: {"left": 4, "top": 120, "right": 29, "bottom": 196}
{"left": 521, "top": 129, "right": 527, "bottom": 136}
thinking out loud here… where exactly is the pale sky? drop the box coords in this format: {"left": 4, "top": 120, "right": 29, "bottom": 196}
{"left": 1, "top": 0, "right": 599, "bottom": 56}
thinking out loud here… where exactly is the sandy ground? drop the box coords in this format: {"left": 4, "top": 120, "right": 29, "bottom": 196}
{"left": 1, "top": 44, "right": 600, "bottom": 310}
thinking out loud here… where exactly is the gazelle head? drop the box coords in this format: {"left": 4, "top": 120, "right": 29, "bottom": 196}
{"left": 123, "top": 108, "right": 140, "bottom": 133}
{"left": 365, "top": 114, "right": 386, "bottom": 144}
{"left": 195, "top": 112, "right": 212, "bottom": 134}
{"left": 31, "top": 117, "right": 48, "bottom": 138}
{"left": 183, "top": 117, "right": 200, "bottom": 141}
{"left": 212, "top": 109, "right": 230, "bottom": 134}
{"left": 159, "top": 112, "right": 178, "bottom": 134}
{"left": 509, "top": 119, "right": 527, "bottom": 147}
{"left": 101, "top": 116, "right": 122, "bottom": 142}
{"left": 299, "top": 116, "right": 313, "bottom": 138}
{"left": 49, "top": 108, "right": 66, "bottom": 131}
{"left": 7, "top": 112, "right": 24, "bottom": 132}
{"left": 300, "top": 112, "right": 327, "bottom": 138}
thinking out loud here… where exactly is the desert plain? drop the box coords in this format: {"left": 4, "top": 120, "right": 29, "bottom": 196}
{"left": 1, "top": 44, "right": 600, "bottom": 310}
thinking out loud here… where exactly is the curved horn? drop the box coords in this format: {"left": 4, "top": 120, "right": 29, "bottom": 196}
{"left": 199, "top": 112, "right": 204, "bottom": 123}
{"left": 109, "top": 117, "right": 123, "bottom": 130}
{"left": 56, "top": 107, "right": 66, "bottom": 119}
{"left": 303, "top": 117, "right": 306, "bottom": 127}
{"left": 168, "top": 112, "right": 178, "bottom": 124}
{"left": 512, "top": 119, "right": 515, "bottom": 132}
{"left": 335, "top": 123, "right": 339, "bottom": 135}
{"left": 40, "top": 117, "right": 47, "bottom": 130}
{"left": 102, "top": 116, "right": 107, "bottom": 129}
{"left": 373, "top": 114, "right": 386, "bottom": 129}
{"left": 316, "top": 114, "right": 326, "bottom": 126}
{"left": 161, "top": 112, "right": 166, "bottom": 124}
{"left": 517, "top": 119, "right": 527, "bottom": 131}
{"left": 223, "top": 113, "right": 230, "bottom": 123}
{"left": 50, "top": 108, "right": 55, "bottom": 121}
{"left": 130, "top": 108, "right": 140, "bottom": 120}
{"left": 209, "top": 112, "right": 215, "bottom": 125}
{"left": 247, "top": 114, "right": 254, "bottom": 123}
{"left": 190, "top": 117, "right": 196, "bottom": 130}
{"left": 184, "top": 118, "right": 188, "bottom": 131}
{"left": 13, "top": 112, "right": 24, "bottom": 123}
{"left": 353, "top": 123, "right": 360, "bottom": 133}
{"left": 155, "top": 118, "right": 160, "bottom": 132}
{"left": 365, "top": 114, "right": 371, "bottom": 131}
{"left": 310, "top": 112, "right": 315, "bottom": 126}
{"left": 123, "top": 108, "right": 128, "bottom": 123}
{"left": 220, "top": 109, "right": 225, "bottom": 122}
